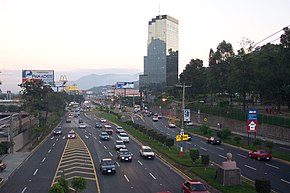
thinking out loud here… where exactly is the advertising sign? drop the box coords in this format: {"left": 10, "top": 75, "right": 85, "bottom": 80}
{"left": 116, "top": 82, "right": 134, "bottom": 89}
{"left": 22, "top": 70, "right": 54, "bottom": 85}
{"left": 184, "top": 109, "right": 190, "bottom": 122}
{"left": 247, "top": 109, "right": 258, "bottom": 132}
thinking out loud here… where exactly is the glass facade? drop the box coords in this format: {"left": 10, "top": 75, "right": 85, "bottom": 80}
{"left": 140, "top": 15, "right": 179, "bottom": 90}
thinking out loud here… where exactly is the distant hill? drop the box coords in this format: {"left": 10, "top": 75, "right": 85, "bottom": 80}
{"left": 69, "top": 73, "right": 141, "bottom": 90}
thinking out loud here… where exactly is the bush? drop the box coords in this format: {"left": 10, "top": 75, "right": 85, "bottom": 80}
{"left": 217, "top": 128, "right": 231, "bottom": 139}
{"left": 255, "top": 179, "right": 271, "bottom": 193}
{"left": 71, "top": 177, "right": 86, "bottom": 192}
{"left": 49, "top": 184, "right": 64, "bottom": 193}
{"left": 253, "top": 139, "right": 262, "bottom": 148}
{"left": 156, "top": 134, "right": 167, "bottom": 144}
{"left": 233, "top": 136, "right": 242, "bottom": 144}
{"left": 265, "top": 141, "right": 274, "bottom": 151}
{"left": 165, "top": 138, "right": 174, "bottom": 148}
{"left": 189, "top": 148, "right": 199, "bottom": 162}
{"left": 201, "top": 154, "right": 209, "bottom": 166}
{"left": 57, "top": 177, "right": 68, "bottom": 193}
{"left": 200, "top": 125, "right": 209, "bottom": 135}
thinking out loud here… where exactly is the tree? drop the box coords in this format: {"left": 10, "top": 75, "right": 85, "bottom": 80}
{"left": 49, "top": 184, "right": 65, "bottom": 193}
{"left": 58, "top": 177, "right": 68, "bottom": 193}
{"left": 189, "top": 148, "right": 199, "bottom": 163}
{"left": 71, "top": 177, "right": 86, "bottom": 192}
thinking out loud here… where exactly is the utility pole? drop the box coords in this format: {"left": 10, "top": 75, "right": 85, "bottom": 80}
{"left": 176, "top": 84, "right": 191, "bottom": 157}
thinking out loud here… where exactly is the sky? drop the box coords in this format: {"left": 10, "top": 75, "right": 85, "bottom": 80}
{"left": 0, "top": 0, "right": 290, "bottom": 92}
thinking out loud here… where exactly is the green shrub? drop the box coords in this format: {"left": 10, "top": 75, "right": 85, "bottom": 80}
{"left": 255, "top": 179, "right": 271, "bottom": 193}
{"left": 71, "top": 177, "right": 86, "bottom": 192}
{"left": 189, "top": 148, "right": 199, "bottom": 162}
{"left": 233, "top": 136, "right": 242, "bottom": 144}
{"left": 200, "top": 125, "right": 209, "bottom": 135}
{"left": 165, "top": 138, "right": 174, "bottom": 148}
{"left": 49, "top": 184, "right": 64, "bottom": 193}
{"left": 57, "top": 177, "right": 68, "bottom": 193}
{"left": 265, "top": 141, "right": 274, "bottom": 151}
{"left": 217, "top": 128, "right": 231, "bottom": 139}
{"left": 253, "top": 139, "right": 262, "bottom": 148}
{"left": 201, "top": 154, "right": 209, "bottom": 166}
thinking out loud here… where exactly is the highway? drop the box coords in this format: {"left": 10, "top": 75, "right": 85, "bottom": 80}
{"left": 132, "top": 112, "right": 290, "bottom": 193}
{"left": 0, "top": 112, "right": 187, "bottom": 193}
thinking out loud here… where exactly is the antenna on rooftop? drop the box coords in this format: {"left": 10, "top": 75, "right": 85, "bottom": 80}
{"left": 158, "top": 0, "right": 161, "bottom": 15}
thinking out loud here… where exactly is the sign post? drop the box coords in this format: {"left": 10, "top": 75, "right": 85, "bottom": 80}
{"left": 247, "top": 109, "right": 258, "bottom": 145}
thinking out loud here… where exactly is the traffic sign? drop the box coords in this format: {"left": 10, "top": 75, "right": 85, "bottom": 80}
{"left": 176, "top": 135, "right": 181, "bottom": 142}
{"left": 184, "top": 109, "right": 190, "bottom": 122}
{"left": 247, "top": 120, "right": 258, "bottom": 132}
{"left": 176, "top": 134, "right": 189, "bottom": 141}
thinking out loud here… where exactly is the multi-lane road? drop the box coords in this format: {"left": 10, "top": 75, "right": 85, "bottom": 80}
{"left": 133, "top": 113, "right": 290, "bottom": 193}
{"left": 0, "top": 112, "right": 186, "bottom": 193}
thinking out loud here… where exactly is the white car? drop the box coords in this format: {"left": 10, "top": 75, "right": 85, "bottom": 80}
{"left": 152, "top": 116, "right": 158, "bottom": 122}
{"left": 67, "top": 130, "right": 76, "bottom": 139}
{"left": 116, "top": 127, "right": 125, "bottom": 133}
{"left": 115, "top": 140, "right": 126, "bottom": 150}
{"left": 139, "top": 146, "right": 155, "bottom": 159}
{"left": 117, "top": 132, "right": 129, "bottom": 143}
{"left": 168, "top": 123, "right": 176, "bottom": 128}
{"left": 100, "top": 118, "right": 107, "bottom": 123}
{"left": 79, "top": 123, "right": 86, "bottom": 129}
{"left": 185, "top": 122, "right": 193, "bottom": 126}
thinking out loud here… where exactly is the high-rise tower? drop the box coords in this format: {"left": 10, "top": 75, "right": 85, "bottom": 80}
{"left": 139, "top": 15, "right": 179, "bottom": 90}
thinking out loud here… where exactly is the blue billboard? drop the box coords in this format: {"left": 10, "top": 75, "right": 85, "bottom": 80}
{"left": 116, "top": 82, "right": 134, "bottom": 89}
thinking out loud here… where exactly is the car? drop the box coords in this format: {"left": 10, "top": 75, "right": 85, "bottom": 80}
{"left": 168, "top": 123, "right": 176, "bottom": 128}
{"left": 100, "top": 158, "right": 116, "bottom": 174}
{"left": 78, "top": 118, "right": 83, "bottom": 123}
{"left": 116, "top": 127, "right": 125, "bottom": 133}
{"left": 139, "top": 145, "right": 155, "bottom": 159}
{"left": 104, "top": 125, "right": 113, "bottom": 135}
{"left": 0, "top": 162, "right": 7, "bottom": 172}
{"left": 248, "top": 150, "right": 272, "bottom": 160}
{"left": 115, "top": 140, "right": 126, "bottom": 150}
{"left": 53, "top": 127, "right": 62, "bottom": 135}
{"left": 100, "top": 118, "right": 107, "bottom": 123}
{"left": 157, "top": 115, "right": 162, "bottom": 119}
{"left": 117, "top": 132, "right": 129, "bottom": 143}
{"left": 184, "top": 132, "right": 192, "bottom": 141}
{"left": 185, "top": 122, "right": 193, "bottom": 126}
{"left": 67, "top": 130, "right": 76, "bottom": 139}
{"left": 79, "top": 123, "right": 86, "bottom": 129}
{"left": 206, "top": 136, "right": 221, "bottom": 145}
{"left": 66, "top": 118, "right": 71, "bottom": 123}
{"left": 181, "top": 180, "right": 209, "bottom": 193}
{"left": 99, "top": 132, "right": 110, "bottom": 140}
{"left": 152, "top": 116, "right": 158, "bottom": 122}
{"left": 95, "top": 123, "right": 102, "bottom": 128}
{"left": 117, "top": 148, "right": 133, "bottom": 162}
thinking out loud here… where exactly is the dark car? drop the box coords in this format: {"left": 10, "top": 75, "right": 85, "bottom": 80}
{"left": 53, "top": 127, "right": 62, "bottom": 135}
{"left": 184, "top": 132, "right": 192, "bottom": 141}
{"left": 100, "top": 158, "right": 116, "bottom": 174}
{"left": 207, "top": 136, "right": 221, "bottom": 145}
{"left": 66, "top": 118, "right": 71, "bottom": 123}
{"left": 95, "top": 123, "right": 102, "bottom": 128}
{"left": 181, "top": 180, "right": 209, "bottom": 193}
{"left": 0, "top": 162, "right": 7, "bottom": 172}
{"left": 248, "top": 150, "right": 272, "bottom": 160}
{"left": 117, "top": 148, "right": 132, "bottom": 162}
{"left": 79, "top": 118, "right": 83, "bottom": 123}
{"left": 99, "top": 132, "right": 110, "bottom": 140}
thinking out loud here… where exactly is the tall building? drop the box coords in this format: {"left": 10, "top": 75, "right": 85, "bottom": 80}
{"left": 139, "top": 15, "right": 179, "bottom": 91}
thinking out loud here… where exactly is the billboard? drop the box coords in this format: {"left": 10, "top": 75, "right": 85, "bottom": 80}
{"left": 247, "top": 109, "right": 258, "bottom": 132}
{"left": 116, "top": 82, "right": 134, "bottom": 89}
{"left": 22, "top": 70, "right": 54, "bottom": 86}
{"left": 184, "top": 109, "right": 191, "bottom": 122}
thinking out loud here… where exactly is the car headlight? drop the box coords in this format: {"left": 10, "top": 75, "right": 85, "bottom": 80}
{"left": 122, "top": 157, "right": 125, "bottom": 159}
{"left": 129, "top": 157, "right": 132, "bottom": 159}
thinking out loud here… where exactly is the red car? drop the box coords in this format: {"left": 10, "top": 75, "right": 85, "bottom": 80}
{"left": 248, "top": 150, "right": 272, "bottom": 160}
{"left": 182, "top": 180, "right": 209, "bottom": 193}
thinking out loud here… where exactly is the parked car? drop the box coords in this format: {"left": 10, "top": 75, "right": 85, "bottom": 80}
{"left": 206, "top": 137, "right": 221, "bottom": 145}
{"left": 53, "top": 127, "right": 62, "bottom": 135}
{"left": 117, "top": 132, "right": 129, "bottom": 143}
{"left": 117, "top": 148, "right": 133, "bottom": 162}
{"left": 67, "top": 130, "right": 76, "bottom": 139}
{"left": 115, "top": 140, "right": 126, "bottom": 150}
{"left": 139, "top": 145, "right": 155, "bottom": 159}
{"left": 100, "top": 158, "right": 116, "bottom": 174}
{"left": 181, "top": 180, "right": 209, "bottom": 193}
{"left": 248, "top": 150, "right": 272, "bottom": 160}
{"left": 99, "top": 132, "right": 110, "bottom": 140}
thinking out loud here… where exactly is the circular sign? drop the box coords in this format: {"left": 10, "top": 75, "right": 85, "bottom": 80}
{"left": 204, "top": 118, "right": 207, "bottom": 122}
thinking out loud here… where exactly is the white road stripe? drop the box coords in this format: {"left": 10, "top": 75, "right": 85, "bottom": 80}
{"left": 265, "top": 163, "right": 279, "bottom": 169}
{"left": 199, "top": 147, "right": 207, "bottom": 151}
{"left": 94, "top": 137, "right": 97, "bottom": 140}
{"left": 124, "top": 175, "right": 130, "bottom": 182}
{"left": 109, "top": 152, "right": 113, "bottom": 157}
{"left": 33, "top": 169, "right": 38, "bottom": 176}
{"left": 245, "top": 165, "right": 256, "bottom": 170}
{"left": 200, "top": 141, "right": 206, "bottom": 144}
{"left": 104, "top": 146, "right": 107, "bottom": 149}
{"left": 85, "top": 135, "right": 89, "bottom": 139}
{"left": 89, "top": 133, "right": 92, "bottom": 135}
{"left": 281, "top": 179, "right": 290, "bottom": 185}
{"left": 218, "top": 154, "right": 227, "bottom": 159}
{"left": 56, "top": 138, "right": 59, "bottom": 141}
{"left": 53, "top": 143, "right": 55, "bottom": 146}
{"left": 116, "top": 162, "right": 120, "bottom": 167}
{"left": 62, "top": 136, "right": 65, "bottom": 140}
{"left": 48, "top": 149, "right": 51, "bottom": 153}
{"left": 21, "top": 187, "right": 27, "bottom": 193}
{"left": 149, "top": 173, "right": 156, "bottom": 180}
{"left": 186, "top": 142, "right": 191, "bottom": 145}
{"left": 216, "top": 147, "right": 224, "bottom": 150}
{"left": 138, "top": 160, "right": 143, "bottom": 166}
{"left": 280, "top": 147, "right": 290, "bottom": 151}
{"left": 237, "top": 154, "right": 247, "bottom": 158}
{"left": 166, "top": 133, "right": 170, "bottom": 135}
{"left": 99, "top": 141, "right": 102, "bottom": 144}
{"left": 50, "top": 137, "right": 54, "bottom": 140}
{"left": 42, "top": 157, "right": 46, "bottom": 162}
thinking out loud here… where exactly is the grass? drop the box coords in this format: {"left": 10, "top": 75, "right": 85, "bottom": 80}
{"left": 97, "top": 111, "right": 257, "bottom": 193}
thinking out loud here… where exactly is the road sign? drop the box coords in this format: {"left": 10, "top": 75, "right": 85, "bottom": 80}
{"left": 176, "top": 135, "right": 181, "bottom": 142}
{"left": 176, "top": 134, "right": 189, "bottom": 141}
{"left": 180, "top": 129, "right": 184, "bottom": 135}
{"left": 247, "top": 109, "right": 258, "bottom": 132}
{"left": 184, "top": 109, "right": 190, "bottom": 122}
{"left": 183, "top": 134, "right": 189, "bottom": 141}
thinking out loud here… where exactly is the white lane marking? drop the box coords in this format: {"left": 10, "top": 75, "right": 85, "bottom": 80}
{"left": 216, "top": 147, "right": 224, "bottom": 150}
{"left": 138, "top": 160, "right": 143, "bottom": 166}
{"left": 200, "top": 141, "right": 206, "bottom": 144}
{"left": 62, "top": 136, "right": 65, "bottom": 140}
{"left": 124, "top": 175, "right": 130, "bottom": 182}
{"left": 21, "top": 187, "right": 27, "bottom": 193}
{"left": 265, "top": 163, "right": 279, "bottom": 169}
{"left": 237, "top": 154, "right": 247, "bottom": 158}
{"left": 33, "top": 169, "right": 38, "bottom": 175}
{"left": 53, "top": 143, "right": 55, "bottom": 147}
{"left": 149, "top": 173, "right": 156, "bottom": 180}
{"left": 166, "top": 133, "right": 170, "bottom": 135}
{"left": 245, "top": 165, "right": 256, "bottom": 171}
{"left": 199, "top": 147, "right": 207, "bottom": 151}
{"left": 218, "top": 154, "right": 227, "bottom": 159}
{"left": 48, "top": 149, "right": 51, "bottom": 153}
{"left": 116, "top": 162, "right": 120, "bottom": 167}
{"left": 56, "top": 138, "right": 59, "bottom": 141}
{"left": 281, "top": 179, "right": 290, "bottom": 185}
{"left": 280, "top": 147, "right": 290, "bottom": 151}
{"left": 109, "top": 152, "right": 113, "bottom": 157}
{"left": 50, "top": 137, "right": 54, "bottom": 140}
{"left": 94, "top": 137, "right": 97, "bottom": 140}
{"left": 85, "top": 135, "right": 89, "bottom": 139}
{"left": 42, "top": 157, "right": 46, "bottom": 162}
{"left": 99, "top": 141, "right": 102, "bottom": 144}
{"left": 104, "top": 146, "right": 107, "bottom": 149}
{"left": 186, "top": 142, "right": 191, "bottom": 145}
{"left": 89, "top": 133, "right": 92, "bottom": 135}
